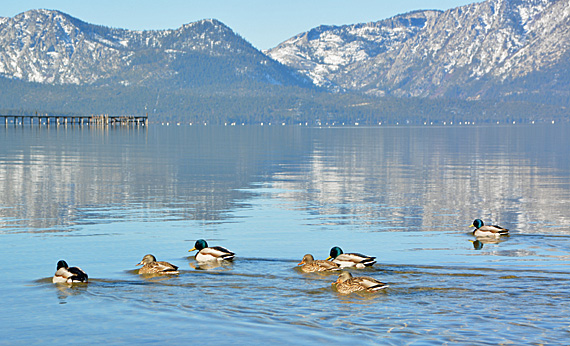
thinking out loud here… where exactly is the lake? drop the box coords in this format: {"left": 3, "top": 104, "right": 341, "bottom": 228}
{"left": 1, "top": 123, "right": 569, "bottom": 345}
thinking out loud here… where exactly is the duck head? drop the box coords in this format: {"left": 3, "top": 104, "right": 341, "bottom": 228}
{"left": 470, "top": 219, "right": 484, "bottom": 228}
{"left": 298, "top": 254, "right": 315, "bottom": 265}
{"left": 56, "top": 260, "right": 68, "bottom": 270}
{"left": 327, "top": 246, "right": 343, "bottom": 260}
{"left": 137, "top": 254, "right": 157, "bottom": 266}
{"left": 335, "top": 271, "right": 353, "bottom": 284}
{"left": 189, "top": 239, "right": 208, "bottom": 252}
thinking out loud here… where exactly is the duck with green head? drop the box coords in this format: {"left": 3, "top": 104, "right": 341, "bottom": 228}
{"left": 326, "top": 246, "right": 376, "bottom": 268}
{"left": 189, "top": 239, "right": 235, "bottom": 262}
{"left": 470, "top": 219, "right": 509, "bottom": 237}
{"left": 333, "top": 272, "right": 388, "bottom": 294}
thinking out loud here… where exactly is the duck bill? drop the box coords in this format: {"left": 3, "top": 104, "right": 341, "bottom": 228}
{"left": 188, "top": 247, "right": 196, "bottom": 252}
{"left": 297, "top": 261, "right": 304, "bottom": 266}
{"left": 326, "top": 256, "right": 332, "bottom": 261}
{"left": 469, "top": 224, "right": 475, "bottom": 228}
{"left": 136, "top": 262, "right": 143, "bottom": 266}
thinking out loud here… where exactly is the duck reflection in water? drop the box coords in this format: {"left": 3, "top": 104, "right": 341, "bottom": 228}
{"left": 189, "top": 259, "right": 233, "bottom": 270}
{"left": 469, "top": 232, "right": 511, "bottom": 250}
{"left": 55, "top": 283, "right": 88, "bottom": 303}
{"left": 470, "top": 239, "right": 484, "bottom": 250}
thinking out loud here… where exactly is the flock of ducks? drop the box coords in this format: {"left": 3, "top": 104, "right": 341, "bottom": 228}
{"left": 52, "top": 219, "right": 509, "bottom": 294}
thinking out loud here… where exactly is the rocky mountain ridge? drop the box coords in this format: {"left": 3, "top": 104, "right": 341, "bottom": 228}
{"left": 0, "top": 3, "right": 568, "bottom": 123}
{"left": 266, "top": 0, "right": 570, "bottom": 100}
{"left": 0, "top": 9, "right": 307, "bottom": 89}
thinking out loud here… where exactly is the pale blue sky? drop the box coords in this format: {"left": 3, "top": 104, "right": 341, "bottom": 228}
{"left": 1, "top": 0, "right": 478, "bottom": 50}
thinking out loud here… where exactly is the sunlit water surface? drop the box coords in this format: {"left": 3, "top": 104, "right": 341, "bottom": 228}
{"left": 1, "top": 124, "right": 569, "bottom": 345}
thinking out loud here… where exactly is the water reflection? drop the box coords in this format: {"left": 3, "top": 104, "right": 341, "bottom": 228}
{"left": 470, "top": 239, "right": 484, "bottom": 250}
{"left": 1, "top": 125, "right": 569, "bottom": 236}
{"left": 53, "top": 281, "right": 89, "bottom": 303}
{"left": 2, "top": 125, "right": 570, "bottom": 344}
{"left": 188, "top": 259, "right": 234, "bottom": 271}
{"left": 271, "top": 126, "right": 570, "bottom": 234}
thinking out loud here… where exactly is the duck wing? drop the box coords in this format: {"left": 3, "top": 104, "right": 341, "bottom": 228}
{"left": 334, "top": 253, "right": 376, "bottom": 267}
{"left": 314, "top": 259, "right": 340, "bottom": 271}
{"left": 352, "top": 276, "right": 388, "bottom": 291}
{"left": 197, "top": 246, "right": 235, "bottom": 261}
{"left": 67, "top": 267, "right": 88, "bottom": 282}
{"left": 490, "top": 225, "right": 509, "bottom": 234}
{"left": 155, "top": 261, "right": 179, "bottom": 272}
{"left": 477, "top": 225, "right": 509, "bottom": 235}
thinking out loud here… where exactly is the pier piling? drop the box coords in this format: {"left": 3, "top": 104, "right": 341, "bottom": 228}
{"left": 1, "top": 114, "right": 148, "bottom": 127}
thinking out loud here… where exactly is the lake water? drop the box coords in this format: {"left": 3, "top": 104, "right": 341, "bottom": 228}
{"left": 1, "top": 124, "right": 569, "bottom": 345}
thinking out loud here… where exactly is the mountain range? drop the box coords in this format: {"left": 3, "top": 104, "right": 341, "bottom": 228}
{"left": 0, "top": 0, "right": 569, "bottom": 124}
{"left": 0, "top": 9, "right": 307, "bottom": 89}
{"left": 267, "top": 0, "right": 570, "bottom": 103}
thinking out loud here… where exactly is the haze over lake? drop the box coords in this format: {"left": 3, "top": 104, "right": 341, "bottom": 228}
{"left": 1, "top": 124, "right": 569, "bottom": 345}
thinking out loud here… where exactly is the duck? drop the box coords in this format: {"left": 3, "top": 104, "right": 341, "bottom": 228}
{"left": 188, "top": 239, "right": 235, "bottom": 262}
{"left": 333, "top": 271, "right": 388, "bottom": 294}
{"left": 52, "top": 260, "right": 88, "bottom": 284}
{"left": 326, "top": 246, "right": 376, "bottom": 268}
{"left": 136, "top": 254, "right": 179, "bottom": 275}
{"left": 470, "top": 219, "right": 509, "bottom": 237}
{"left": 298, "top": 254, "right": 340, "bottom": 273}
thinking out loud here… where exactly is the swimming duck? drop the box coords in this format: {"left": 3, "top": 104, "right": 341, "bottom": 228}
{"left": 326, "top": 246, "right": 376, "bottom": 268}
{"left": 188, "top": 239, "right": 235, "bottom": 262}
{"left": 136, "top": 254, "right": 179, "bottom": 275}
{"left": 298, "top": 254, "right": 340, "bottom": 273}
{"left": 470, "top": 219, "right": 509, "bottom": 237}
{"left": 52, "top": 260, "right": 88, "bottom": 284}
{"left": 333, "top": 271, "right": 388, "bottom": 294}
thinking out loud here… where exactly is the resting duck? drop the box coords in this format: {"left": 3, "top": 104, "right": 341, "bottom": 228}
{"left": 333, "top": 271, "right": 388, "bottom": 294}
{"left": 188, "top": 239, "right": 235, "bottom": 262}
{"left": 326, "top": 246, "right": 376, "bottom": 268}
{"left": 298, "top": 254, "right": 340, "bottom": 273}
{"left": 470, "top": 219, "right": 509, "bottom": 237}
{"left": 136, "top": 254, "right": 179, "bottom": 275}
{"left": 52, "top": 260, "right": 88, "bottom": 284}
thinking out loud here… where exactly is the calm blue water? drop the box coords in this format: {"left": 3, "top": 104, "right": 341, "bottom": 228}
{"left": 1, "top": 124, "right": 569, "bottom": 345}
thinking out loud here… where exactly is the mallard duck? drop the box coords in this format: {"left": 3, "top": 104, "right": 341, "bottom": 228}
{"left": 333, "top": 271, "right": 388, "bottom": 294}
{"left": 136, "top": 254, "right": 179, "bottom": 275}
{"left": 52, "top": 260, "right": 88, "bottom": 284}
{"left": 298, "top": 254, "right": 340, "bottom": 273}
{"left": 188, "top": 239, "right": 235, "bottom": 262}
{"left": 326, "top": 246, "right": 376, "bottom": 268}
{"left": 470, "top": 219, "right": 509, "bottom": 237}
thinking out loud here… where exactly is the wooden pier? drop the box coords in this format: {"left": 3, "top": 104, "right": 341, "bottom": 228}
{"left": 1, "top": 114, "right": 148, "bottom": 126}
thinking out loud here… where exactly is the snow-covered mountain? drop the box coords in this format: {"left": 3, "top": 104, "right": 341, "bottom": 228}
{"left": 266, "top": 0, "right": 570, "bottom": 100}
{"left": 1, "top": 1, "right": 569, "bottom": 105}
{"left": 0, "top": 9, "right": 308, "bottom": 88}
